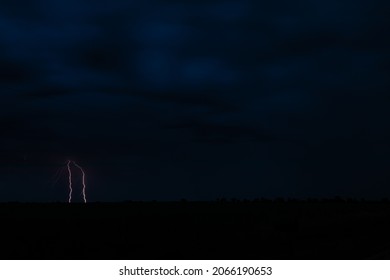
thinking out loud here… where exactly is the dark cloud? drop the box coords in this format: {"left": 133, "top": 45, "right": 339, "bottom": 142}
{"left": 0, "top": 0, "right": 389, "bottom": 201}
{"left": 0, "top": 59, "right": 36, "bottom": 84}
{"left": 18, "top": 86, "right": 74, "bottom": 100}
{"left": 164, "top": 120, "right": 277, "bottom": 144}
{"left": 74, "top": 44, "right": 127, "bottom": 72}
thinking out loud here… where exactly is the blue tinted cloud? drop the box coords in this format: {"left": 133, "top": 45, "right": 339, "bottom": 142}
{"left": 0, "top": 0, "right": 390, "bottom": 200}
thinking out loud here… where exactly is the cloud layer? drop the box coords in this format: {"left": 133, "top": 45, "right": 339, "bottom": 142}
{"left": 0, "top": 0, "right": 389, "bottom": 201}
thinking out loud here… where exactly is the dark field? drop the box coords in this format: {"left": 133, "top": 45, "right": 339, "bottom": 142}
{"left": 1, "top": 201, "right": 390, "bottom": 259}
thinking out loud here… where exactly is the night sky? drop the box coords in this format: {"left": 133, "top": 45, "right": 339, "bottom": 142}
{"left": 0, "top": 0, "right": 389, "bottom": 202}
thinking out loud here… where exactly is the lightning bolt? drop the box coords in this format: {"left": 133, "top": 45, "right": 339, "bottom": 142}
{"left": 64, "top": 160, "right": 88, "bottom": 203}
{"left": 73, "top": 161, "right": 87, "bottom": 203}
{"left": 67, "top": 160, "right": 72, "bottom": 203}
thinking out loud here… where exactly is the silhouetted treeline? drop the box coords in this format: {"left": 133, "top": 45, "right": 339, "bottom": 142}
{"left": 1, "top": 199, "right": 390, "bottom": 260}
{"left": 2, "top": 197, "right": 389, "bottom": 205}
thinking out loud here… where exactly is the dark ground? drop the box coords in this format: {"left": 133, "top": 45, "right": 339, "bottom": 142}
{"left": 1, "top": 200, "right": 390, "bottom": 259}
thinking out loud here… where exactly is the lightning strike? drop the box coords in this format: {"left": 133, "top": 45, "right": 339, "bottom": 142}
{"left": 64, "top": 160, "right": 88, "bottom": 203}
{"left": 73, "top": 161, "right": 87, "bottom": 203}
{"left": 67, "top": 160, "right": 72, "bottom": 203}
